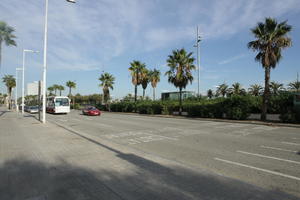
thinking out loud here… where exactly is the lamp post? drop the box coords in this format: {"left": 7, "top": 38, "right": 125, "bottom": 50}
{"left": 42, "top": 0, "right": 76, "bottom": 124}
{"left": 15, "top": 68, "right": 22, "bottom": 112}
{"left": 22, "top": 49, "right": 39, "bottom": 115}
{"left": 193, "top": 26, "right": 201, "bottom": 97}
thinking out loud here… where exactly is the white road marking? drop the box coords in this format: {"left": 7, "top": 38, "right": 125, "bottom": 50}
{"left": 292, "top": 138, "right": 300, "bottom": 140}
{"left": 214, "top": 158, "right": 300, "bottom": 181}
{"left": 260, "top": 145, "right": 297, "bottom": 153}
{"left": 237, "top": 150, "right": 300, "bottom": 165}
{"left": 282, "top": 142, "right": 300, "bottom": 146}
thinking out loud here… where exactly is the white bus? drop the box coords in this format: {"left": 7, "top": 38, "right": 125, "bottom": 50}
{"left": 46, "top": 96, "right": 70, "bottom": 114}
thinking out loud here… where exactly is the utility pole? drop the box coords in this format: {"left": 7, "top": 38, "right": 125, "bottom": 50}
{"left": 194, "top": 26, "right": 201, "bottom": 97}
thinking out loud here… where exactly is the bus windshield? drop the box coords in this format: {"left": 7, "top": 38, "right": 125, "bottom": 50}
{"left": 55, "top": 98, "right": 69, "bottom": 106}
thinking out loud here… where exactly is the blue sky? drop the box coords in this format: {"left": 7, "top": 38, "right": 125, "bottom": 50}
{"left": 0, "top": 0, "right": 300, "bottom": 99}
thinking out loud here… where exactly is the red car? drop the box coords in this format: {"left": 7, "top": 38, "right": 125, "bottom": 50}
{"left": 82, "top": 106, "right": 101, "bottom": 116}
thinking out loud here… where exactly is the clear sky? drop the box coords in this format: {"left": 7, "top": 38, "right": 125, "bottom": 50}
{"left": 1, "top": 0, "right": 300, "bottom": 99}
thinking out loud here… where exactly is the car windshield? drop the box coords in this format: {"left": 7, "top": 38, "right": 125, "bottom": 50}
{"left": 87, "top": 107, "right": 97, "bottom": 110}
{"left": 55, "top": 98, "right": 69, "bottom": 106}
{"left": 30, "top": 106, "right": 39, "bottom": 109}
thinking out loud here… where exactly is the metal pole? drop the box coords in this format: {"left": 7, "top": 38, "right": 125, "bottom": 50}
{"left": 22, "top": 50, "right": 25, "bottom": 114}
{"left": 196, "top": 26, "right": 200, "bottom": 97}
{"left": 42, "top": 0, "right": 49, "bottom": 124}
{"left": 15, "top": 69, "right": 18, "bottom": 112}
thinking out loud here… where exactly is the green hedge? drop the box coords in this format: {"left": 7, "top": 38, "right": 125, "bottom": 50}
{"left": 107, "top": 93, "right": 298, "bottom": 122}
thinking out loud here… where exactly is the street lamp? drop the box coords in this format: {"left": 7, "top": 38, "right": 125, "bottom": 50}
{"left": 42, "top": 0, "right": 76, "bottom": 123}
{"left": 15, "top": 68, "right": 23, "bottom": 112}
{"left": 193, "top": 26, "right": 202, "bottom": 98}
{"left": 22, "top": 49, "right": 39, "bottom": 114}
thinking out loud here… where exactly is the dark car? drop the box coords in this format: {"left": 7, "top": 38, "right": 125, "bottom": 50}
{"left": 82, "top": 106, "right": 101, "bottom": 116}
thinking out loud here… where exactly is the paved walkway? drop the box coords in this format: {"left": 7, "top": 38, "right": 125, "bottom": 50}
{"left": 0, "top": 107, "right": 299, "bottom": 200}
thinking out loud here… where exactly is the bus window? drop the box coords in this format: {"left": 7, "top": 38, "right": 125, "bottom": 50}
{"left": 55, "top": 98, "right": 69, "bottom": 106}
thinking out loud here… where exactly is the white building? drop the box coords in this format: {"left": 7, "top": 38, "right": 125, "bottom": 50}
{"left": 27, "top": 81, "right": 43, "bottom": 96}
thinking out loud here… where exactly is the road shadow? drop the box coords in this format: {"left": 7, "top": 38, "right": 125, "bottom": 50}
{"left": 0, "top": 110, "right": 11, "bottom": 117}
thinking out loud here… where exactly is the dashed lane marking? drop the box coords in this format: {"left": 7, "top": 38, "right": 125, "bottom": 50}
{"left": 260, "top": 145, "right": 297, "bottom": 153}
{"left": 281, "top": 142, "right": 300, "bottom": 146}
{"left": 215, "top": 158, "right": 300, "bottom": 181}
{"left": 237, "top": 150, "right": 300, "bottom": 165}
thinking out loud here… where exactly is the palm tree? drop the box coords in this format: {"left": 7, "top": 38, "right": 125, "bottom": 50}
{"left": 288, "top": 80, "right": 300, "bottom": 92}
{"left": 66, "top": 81, "right": 76, "bottom": 97}
{"left": 0, "top": 21, "right": 17, "bottom": 70}
{"left": 52, "top": 84, "right": 60, "bottom": 96}
{"left": 149, "top": 68, "right": 161, "bottom": 100}
{"left": 216, "top": 83, "right": 229, "bottom": 97}
{"left": 270, "top": 81, "right": 284, "bottom": 95}
{"left": 229, "top": 82, "right": 246, "bottom": 95}
{"left": 128, "top": 60, "right": 146, "bottom": 108}
{"left": 99, "top": 72, "right": 115, "bottom": 108}
{"left": 248, "top": 84, "right": 263, "bottom": 96}
{"left": 2, "top": 75, "right": 16, "bottom": 109}
{"left": 207, "top": 89, "right": 214, "bottom": 99}
{"left": 165, "top": 48, "right": 196, "bottom": 115}
{"left": 141, "top": 68, "right": 150, "bottom": 99}
{"left": 58, "top": 85, "right": 65, "bottom": 96}
{"left": 47, "top": 86, "right": 54, "bottom": 96}
{"left": 248, "top": 18, "right": 292, "bottom": 120}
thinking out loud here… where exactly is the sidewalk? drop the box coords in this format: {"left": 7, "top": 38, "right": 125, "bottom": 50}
{"left": 0, "top": 107, "right": 298, "bottom": 200}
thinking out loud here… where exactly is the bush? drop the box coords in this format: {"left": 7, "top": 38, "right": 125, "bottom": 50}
{"left": 224, "top": 95, "right": 251, "bottom": 120}
{"left": 137, "top": 101, "right": 163, "bottom": 114}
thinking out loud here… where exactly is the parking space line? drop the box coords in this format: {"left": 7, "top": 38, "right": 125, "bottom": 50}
{"left": 237, "top": 150, "right": 300, "bottom": 165}
{"left": 260, "top": 145, "right": 297, "bottom": 153}
{"left": 282, "top": 142, "right": 300, "bottom": 146}
{"left": 215, "top": 158, "right": 300, "bottom": 181}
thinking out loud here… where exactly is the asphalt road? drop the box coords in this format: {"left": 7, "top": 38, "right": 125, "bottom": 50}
{"left": 46, "top": 110, "right": 300, "bottom": 197}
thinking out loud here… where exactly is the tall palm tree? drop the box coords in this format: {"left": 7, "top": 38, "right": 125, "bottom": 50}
{"left": 0, "top": 21, "right": 17, "bottom": 70}
{"left": 165, "top": 48, "right": 196, "bottom": 115}
{"left": 141, "top": 68, "right": 150, "bottom": 99}
{"left": 47, "top": 86, "right": 54, "bottom": 96}
{"left": 149, "top": 68, "right": 160, "bottom": 100}
{"left": 207, "top": 89, "right": 214, "bottom": 99}
{"left": 66, "top": 81, "right": 76, "bottom": 97}
{"left": 270, "top": 81, "right": 284, "bottom": 95}
{"left": 58, "top": 85, "right": 64, "bottom": 96}
{"left": 229, "top": 82, "right": 246, "bottom": 95}
{"left": 2, "top": 75, "right": 16, "bottom": 109}
{"left": 99, "top": 72, "right": 115, "bottom": 107}
{"left": 216, "top": 83, "right": 229, "bottom": 97}
{"left": 248, "top": 18, "right": 292, "bottom": 120}
{"left": 52, "top": 84, "right": 60, "bottom": 96}
{"left": 248, "top": 84, "right": 263, "bottom": 96}
{"left": 288, "top": 80, "right": 300, "bottom": 92}
{"left": 128, "top": 60, "right": 145, "bottom": 107}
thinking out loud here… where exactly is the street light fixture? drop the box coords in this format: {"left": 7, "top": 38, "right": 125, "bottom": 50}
{"left": 22, "top": 49, "right": 39, "bottom": 115}
{"left": 42, "top": 0, "right": 76, "bottom": 124}
{"left": 15, "top": 68, "right": 23, "bottom": 112}
{"left": 193, "top": 26, "right": 202, "bottom": 98}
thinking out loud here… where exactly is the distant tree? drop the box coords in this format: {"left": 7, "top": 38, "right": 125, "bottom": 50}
{"left": 229, "top": 82, "right": 246, "bottom": 96}
{"left": 216, "top": 83, "right": 229, "bottom": 97}
{"left": 2, "top": 75, "right": 16, "bottom": 109}
{"left": 248, "top": 18, "right": 292, "bottom": 120}
{"left": 129, "top": 60, "right": 146, "bottom": 109}
{"left": 52, "top": 84, "right": 60, "bottom": 96}
{"left": 165, "top": 48, "right": 196, "bottom": 115}
{"left": 149, "top": 68, "right": 160, "bottom": 100}
{"left": 66, "top": 81, "right": 76, "bottom": 97}
{"left": 47, "top": 86, "right": 54, "bottom": 96}
{"left": 99, "top": 72, "right": 115, "bottom": 108}
{"left": 270, "top": 81, "right": 285, "bottom": 95}
{"left": 141, "top": 68, "right": 150, "bottom": 99}
{"left": 248, "top": 84, "right": 263, "bottom": 96}
{"left": 288, "top": 80, "right": 300, "bottom": 92}
{"left": 0, "top": 21, "right": 17, "bottom": 70}
{"left": 207, "top": 89, "right": 214, "bottom": 99}
{"left": 58, "top": 85, "right": 64, "bottom": 96}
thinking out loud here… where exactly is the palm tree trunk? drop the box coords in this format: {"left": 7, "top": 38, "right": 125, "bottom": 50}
{"left": 8, "top": 88, "right": 11, "bottom": 110}
{"left": 134, "top": 84, "right": 137, "bottom": 112}
{"left": 143, "top": 89, "right": 145, "bottom": 99}
{"left": 153, "top": 87, "right": 155, "bottom": 100}
{"left": 69, "top": 87, "right": 71, "bottom": 97}
{"left": 179, "top": 87, "right": 182, "bottom": 116}
{"left": 261, "top": 67, "right": 270, "bottom": 121}
{"left": 59, "top": 90, "right": 62, "bottom": 96}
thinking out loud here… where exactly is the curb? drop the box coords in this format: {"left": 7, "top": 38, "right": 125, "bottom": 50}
{"left": 101, "top": 111, "right": 300, "bottom": 129}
